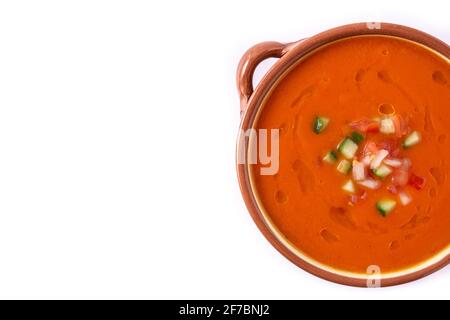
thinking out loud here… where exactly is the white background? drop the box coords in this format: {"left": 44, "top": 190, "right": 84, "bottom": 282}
{"left": 0, "top": 0, "right": 448, "bottom": 299}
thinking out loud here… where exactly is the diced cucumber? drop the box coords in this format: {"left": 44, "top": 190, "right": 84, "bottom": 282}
{"left": 351, "top": 131, "right": 364, "bottom": 144}
{"left": 313, "top": 116, "right": 330, "bottom": 134}
{"left": 342, "top": 180, "right": 355, "bottom": 193}
{"left": 373, "top": 164, "right": 392, "bottom": 179}
{"left": 337, "top": 159, "right": 352, "bottom": 174}
{"left": 338, "top": 138, "right": 358, "bottom": 159}
{"left": 380, "top": 118, "right": 395, "bottom": 134}
{"left": 403, "top": 131, "right": 421, "bottom": 148}
{"left": 323, "top": 150, "right": 338, "bottom": 164}
{"left": 376, "top": 199, "right": 397, "bottom": 217}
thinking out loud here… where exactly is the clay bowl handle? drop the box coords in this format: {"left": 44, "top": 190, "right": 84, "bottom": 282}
{"left": 236, "top": 41, "right": 288, "bottom": 115}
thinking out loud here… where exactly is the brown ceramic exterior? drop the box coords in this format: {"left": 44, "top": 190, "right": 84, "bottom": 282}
{"left": 236, "top": 22, "right": 450, "bottom": 287}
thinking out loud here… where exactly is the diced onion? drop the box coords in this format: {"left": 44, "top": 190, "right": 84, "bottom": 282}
{"left": 399, "top": 191, "right": 412, "bottom": 206}
{"left": 383, "top": 158, "right": 402, "bottom": 168}
{"left": 370, "top": 149, "right": 389, "bottom": 169}
{"left": 380, "top": 118, "right": 395, "bottom": 134}
{"left": 357, "top": 179, "right": 381, "bottom": 190}
{"left": 352, "top": 160, "right": 366, "bottom": 181}
{"left": 361, "top": 155, "right": 372, "bottom": 166}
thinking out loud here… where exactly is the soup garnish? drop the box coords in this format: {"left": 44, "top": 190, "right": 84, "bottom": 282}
{"left": 319, "top": 113, "right": 425, "bottom": 215}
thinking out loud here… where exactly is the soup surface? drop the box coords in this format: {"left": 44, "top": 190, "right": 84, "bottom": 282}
{"left": 252, "top": 36, "right": 450, "bottom": 274}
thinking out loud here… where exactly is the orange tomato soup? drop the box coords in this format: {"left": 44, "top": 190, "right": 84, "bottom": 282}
{"left": 252, "top": 36, "right": 450, "bottom": 274}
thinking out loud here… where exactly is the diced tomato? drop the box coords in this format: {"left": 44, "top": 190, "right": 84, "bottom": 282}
{"left": 392, "top": 159, "right": 411, "bottom": 187}
{"left": 349, "top": 118, "right": 380, "bottom": 133}
{"left": 361, "top": 141, "right": 379, "bottom": 157}
{"left": 392, "top": 114, "right": 410, "bottom": 138}
{"left": 390, "top": 148, "right": 401, "bottom": 158}
{"left": 409, "top": 173, "right": 426, "bottom": 190}
{"left": 377, "top": 139, "right": 399, "bottom": 154}
{"left": 392, "top": 169, "right": 409, "bottom": 187}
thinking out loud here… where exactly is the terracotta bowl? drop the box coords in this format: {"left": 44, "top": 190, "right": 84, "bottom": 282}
{"left": 236, "top": 22, "right": 450, "bottom": 287}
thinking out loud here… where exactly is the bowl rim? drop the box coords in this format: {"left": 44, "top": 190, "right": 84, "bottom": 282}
{"left": 236, "top": 22, "right": 450, "bottom": 287}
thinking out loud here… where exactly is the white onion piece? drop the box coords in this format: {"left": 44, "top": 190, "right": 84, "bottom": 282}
{"left": 380, "top": 118, "right": 395, "bottom": 134}
{"left": 399, "top": 191, "right": 412, "bottom": 206}
{"left": 357, "top": 179, "right": 381, "bottom": 190}
{"left": 383, "top": 158, "right": 402, "bottom": 168}
{"left": 361, "top": 155, "right": 372, "bottom": 166}
{"left": 352, "top": 160, "right": 366, "bottom": 181}
{"left": 370, "top": 149, "right": 389, "bottom": 169}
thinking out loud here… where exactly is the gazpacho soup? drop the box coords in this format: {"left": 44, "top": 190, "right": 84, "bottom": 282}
{"left": 251, "top": 35, "right": 450, "bottom": 275}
